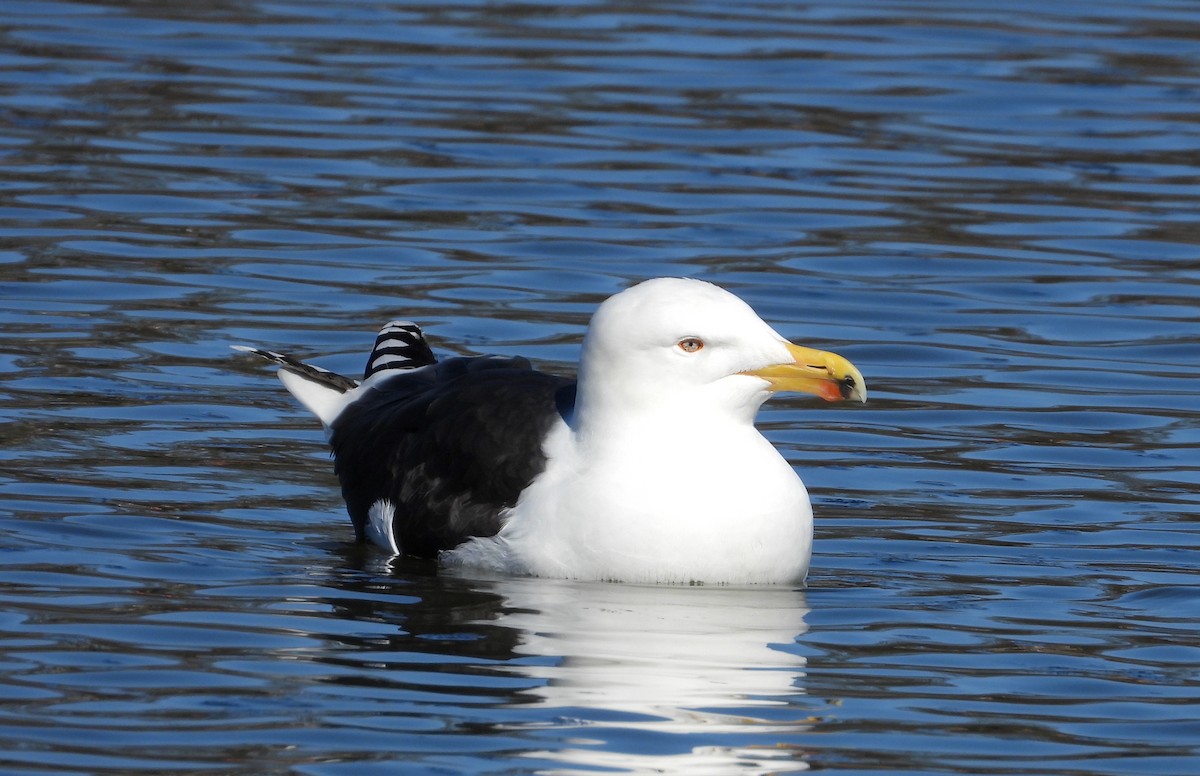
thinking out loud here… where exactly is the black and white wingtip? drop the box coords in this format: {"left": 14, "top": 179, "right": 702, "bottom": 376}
{"left": 363, "top": 320, "right": 436, "bottom": 379}
{"left": 233, "top": 322, "right": 438, "bottom": 427}
{"left": 232, "top": 345, "right": 361, "bottom": 425}
{"left": 232, "top": 345, "right": 360, "bottom": 393}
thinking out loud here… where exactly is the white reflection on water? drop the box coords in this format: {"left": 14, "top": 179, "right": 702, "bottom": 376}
{"left": 486, "top": 576, "right": 813, "bottom": 773}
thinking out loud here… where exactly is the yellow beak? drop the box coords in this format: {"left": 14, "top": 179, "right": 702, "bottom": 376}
{"left": 742, "top": 343, "right": 866, "bottom": 403}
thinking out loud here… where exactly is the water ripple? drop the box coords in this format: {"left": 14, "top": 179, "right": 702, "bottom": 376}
{"left": 1, "top": 0, "right": 1198, "bottom": 774}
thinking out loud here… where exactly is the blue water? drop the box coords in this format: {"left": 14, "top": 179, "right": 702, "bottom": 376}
{"left": 1, "top": 0, "right": 1198, "bottom": 773}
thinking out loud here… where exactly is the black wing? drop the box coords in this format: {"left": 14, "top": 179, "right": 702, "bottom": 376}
{"left": 329, "top": 356, "right": 574, "bottom": 558}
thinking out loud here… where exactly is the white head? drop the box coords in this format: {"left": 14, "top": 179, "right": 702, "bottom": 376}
{"left": 574, "top": 278, "right": 864, "bottom": 429}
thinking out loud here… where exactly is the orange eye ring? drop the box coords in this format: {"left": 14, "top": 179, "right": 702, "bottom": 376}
{"left": 677, "top": 337, "right": 704, "bottom": 353}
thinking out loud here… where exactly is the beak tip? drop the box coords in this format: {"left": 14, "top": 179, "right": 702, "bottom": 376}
{"left": 840, "top": 372, "right": 867, "bottom": 404}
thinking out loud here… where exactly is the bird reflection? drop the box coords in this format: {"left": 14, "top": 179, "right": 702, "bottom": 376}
{"left": 485, "top": 575, "right": 813, "bottom": 774}
{"left": 325, "top": 548, "right": 813, "bottom": 774}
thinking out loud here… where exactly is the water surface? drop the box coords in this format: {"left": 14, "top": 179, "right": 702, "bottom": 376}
{"left": 1, "top": 1, "right": 1198, "bottom": 774}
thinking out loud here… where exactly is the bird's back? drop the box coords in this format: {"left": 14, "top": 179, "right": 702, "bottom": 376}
{"left": 330, "top": 357, "right": 574, "bottom": 557}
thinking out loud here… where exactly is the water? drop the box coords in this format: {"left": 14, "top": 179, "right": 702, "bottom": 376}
{"left": 1, "top": 0, "right": 1198, "bottom": 773}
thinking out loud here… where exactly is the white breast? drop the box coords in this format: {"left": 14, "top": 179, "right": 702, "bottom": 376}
{"left": 444, "top": 418, "right": 813, "bottom": 585}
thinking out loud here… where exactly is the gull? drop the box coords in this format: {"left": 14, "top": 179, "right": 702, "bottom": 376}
{"left": 235, "top": 277, "right": 865, "bottom": 584}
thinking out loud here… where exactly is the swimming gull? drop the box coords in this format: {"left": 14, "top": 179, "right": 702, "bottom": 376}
{"left": 235, "top": 277, "right": 865, "bottom": 584}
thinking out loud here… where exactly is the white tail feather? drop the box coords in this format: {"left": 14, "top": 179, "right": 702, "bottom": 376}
{"left": 277, "top": 369, "right": 350, "bottom": 426}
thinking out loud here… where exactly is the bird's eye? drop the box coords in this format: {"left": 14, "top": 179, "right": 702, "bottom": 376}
{"left": 677, "top": 337, "right": 704, "bottom": 353}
